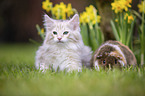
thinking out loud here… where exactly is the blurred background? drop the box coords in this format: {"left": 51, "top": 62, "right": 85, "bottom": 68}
{"left": 0, "top": 0, "right": 140, "bottom": 43}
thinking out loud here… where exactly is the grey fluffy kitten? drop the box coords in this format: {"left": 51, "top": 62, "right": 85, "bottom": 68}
{"left": 35, "top": 14, "right": 92, "bottom": 72}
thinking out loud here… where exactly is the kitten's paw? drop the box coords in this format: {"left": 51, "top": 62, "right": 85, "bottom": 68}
{"left": 39, "top": 63, "right": 48, "bottom": 72}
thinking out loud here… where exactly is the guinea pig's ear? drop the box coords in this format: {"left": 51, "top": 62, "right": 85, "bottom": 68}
{"left": 96, "top": 55, "right": 103, "bottom": 59}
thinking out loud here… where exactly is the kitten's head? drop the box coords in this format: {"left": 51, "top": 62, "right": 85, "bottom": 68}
{"left": 43, "top": 14, "right": 81, "bottom": 45}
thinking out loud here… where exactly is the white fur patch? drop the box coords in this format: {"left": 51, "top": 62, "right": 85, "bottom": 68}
{"left": 118, "top": 60, "right": 125, "bottom": 66}
{"left": 94, "top": 61, "right": 100, "bottom": 70}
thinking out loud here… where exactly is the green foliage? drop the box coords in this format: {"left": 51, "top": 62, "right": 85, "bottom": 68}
{"left": 0, "top": 44, "right": 145, "bottom": 96}
{"left": 110, "top": 12, "right": 136, "bottom": 49}
{"left": 134, "top": 1, "right": 145, "bottom": 65}
{"left": 80, "top": 22, "right": 104, "bottom": 52}
{"left": 140, "top": 7, "right": 145, "bottom": 66}
{"left": 80, "top": 23, "right": 89, "bottom": 46}
{"left": 36, "top": 24, "right": 45, "bottom": 40}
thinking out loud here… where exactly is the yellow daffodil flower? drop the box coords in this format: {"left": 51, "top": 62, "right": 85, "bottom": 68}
{"left": 97, "top": 16, "right": 101, "bottom": 23}
{"left": 38, "top": 28, "right": 44, "bottom": 35}
{"left": 124, "top": 13, "right": 134, "bottom": 23}
{"left": 111, "top": 0, "right": 132, "bottom": 13}
{"left": 42, "top": 0, "right": 52, "bottom": 12}
{"left": 124, "top": 13, "right": 129, "bottom": 19}
{"left": 115, "top": 19, "right": 118, "bottom": 22}
{"left": 138, "top": 1, "right": 145, "bottom": 13}
{"left": 51, "top": 2, "right": 66, "bottom": 19}
{"left": 66, "top": 3, "right": 74, "bottom": 17}
{"left": 80, "top": 5, "right": 101, "bottom": 25}
{"left": 127, "top": 15, "right": 134, "bottom": 23}
{"left": 51, "top": 2, "right": 74, "bottom": 20}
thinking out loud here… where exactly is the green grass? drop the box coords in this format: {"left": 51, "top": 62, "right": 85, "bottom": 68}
{"left": 0, "top": 43, "right": 145, "bottom": 96}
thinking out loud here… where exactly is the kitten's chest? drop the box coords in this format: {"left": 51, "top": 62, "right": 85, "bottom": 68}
{"left": 49, "top": 50, "right": 68, "bottom": 61}
{"left": 44, "top": 48, "right": 78, "bottom": 63}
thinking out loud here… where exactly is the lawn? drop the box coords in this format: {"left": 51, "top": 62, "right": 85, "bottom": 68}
{"left": 0, "top": 43, "right": 145, "bottom": 96}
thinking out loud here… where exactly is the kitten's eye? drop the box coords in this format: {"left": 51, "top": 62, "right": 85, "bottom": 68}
{"left": 53, "top": 31, "right": 57, "bottom": 35}
{"left": 103, "top": 60, "right": 106, "bottom": 64}
{"left": 115, "top": 59, "right": 117, "bottom": 64}
{"left": 63, "top": 31, "right": 69, "bottom": 35}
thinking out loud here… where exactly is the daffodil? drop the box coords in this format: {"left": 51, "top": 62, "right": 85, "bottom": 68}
{"left": 115, "top": 19, "right": 118, "bottom": 22}
{"left": 86, "top": 5, "right": 94, "bottom": 13}
{"left": 66, "top": 3, "right": 74, "bottom": 17}
{"left": 51, "top": 2, "right": 65, "bottom": 19}
{"left": 97, "top": 16, "right": 101, "bottom": 23}
{"left": 124, "top": 13, "right": 134, "bottom": 23}
{"left": 124, "top": 13, "right": 129, "bottom": 19}
{"left": 80, "top": 5, "right": 101, "bottom": 25}
{"left": 42, "top": 0, "right": 52, "bottom": 12}
{"left": 38, "top": 28, "right": 44, "bottom": 35}
{"left": 138, "top": 1, "right": 145, "bottom": 13}
{"left": 111, "top": 0, "right": 132, "bottom": 13}
{"left": 127, "top": 15, "right": 134, "bottom": 23}
{"left": 80, "top": 12, "right": 88, "bottom": 23}
{"left": 51, "top": 2, "right": 74, "bottom": 20}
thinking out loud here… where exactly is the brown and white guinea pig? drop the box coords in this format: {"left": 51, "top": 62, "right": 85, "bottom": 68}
{"left": 92, "top": 40, "right": 137, "bottom": 70}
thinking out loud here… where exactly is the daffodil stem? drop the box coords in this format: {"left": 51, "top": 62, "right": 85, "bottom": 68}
{"left": 121, "top": 13, "right": 125, "bottom": 44}
{"left": 72, "top": 8, "right": 78, "bottom": 14}
{"left": 36, "top": 24, "right": 45, "bottom": 40}
{"left": 141, "top": 1, "right": 145, "bottom": 66}
{"left": 89, "top": 24, "right": 98, "bottom": 51}
{"left": 51, "top": 10, "right": 55, "bottom": 19}
{"left": 126, "top": 17, "right": 135, "bottom": 47}
{"left": 110, "top": 20, "right": 119, "bottom": 41}
{"left": 95, "top": 23, "right": 104, "bottom": 46}
{"left": 131, "top": 10, "right": 142, "bottom": 20}
{"left": 80, "top": 23, "right": 89, "bottom": 46}
{"left": 123, "top": 14, "right": 127, "bottom": 45}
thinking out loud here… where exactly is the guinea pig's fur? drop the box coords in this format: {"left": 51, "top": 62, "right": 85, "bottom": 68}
{"left": 92, "top": 40, "right": 137, "bottom": 70}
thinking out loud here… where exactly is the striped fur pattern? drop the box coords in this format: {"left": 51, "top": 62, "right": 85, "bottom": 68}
{"left": 35, "top": 14, "right": 92, "bottom": 72}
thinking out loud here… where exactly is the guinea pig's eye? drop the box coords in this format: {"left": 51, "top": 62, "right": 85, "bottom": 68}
{"left": 103, "top": 60, "right": 106, "bottom": 64}
{"left": 115, "top": 59, "right": 117, "bottom": 64}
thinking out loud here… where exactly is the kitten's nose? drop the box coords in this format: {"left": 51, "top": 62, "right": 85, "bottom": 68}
{"left": 57, "top": 37, "right": 62, "bottom": 41}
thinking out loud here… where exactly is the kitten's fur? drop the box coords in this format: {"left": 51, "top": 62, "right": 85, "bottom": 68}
{"left": 35, "top": 14, "right": 92, "bottom": 72}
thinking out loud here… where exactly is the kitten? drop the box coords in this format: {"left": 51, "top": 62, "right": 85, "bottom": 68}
{"left": 35, "top": 14, "right": 92, "bottom": 72}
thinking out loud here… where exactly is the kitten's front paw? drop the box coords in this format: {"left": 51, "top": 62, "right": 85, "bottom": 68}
{"left": 39, "top": 63, "right": 48, "bottom": 72}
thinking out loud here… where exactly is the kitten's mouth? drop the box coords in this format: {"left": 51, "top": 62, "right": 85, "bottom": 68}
{"left": 57, "top": 41, "right": 63, "bottom": 43}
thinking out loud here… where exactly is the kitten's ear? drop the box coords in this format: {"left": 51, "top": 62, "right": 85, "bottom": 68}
{"left": 68, "top": 14, "right": 80, "bottom": 30}
{"left": 44, "top": 14, "right": 54, "bottom": 29}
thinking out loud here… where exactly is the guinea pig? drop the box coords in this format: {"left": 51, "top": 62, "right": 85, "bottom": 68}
{"left": 92, "top": 40, "right": 137, "bottom": 70}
